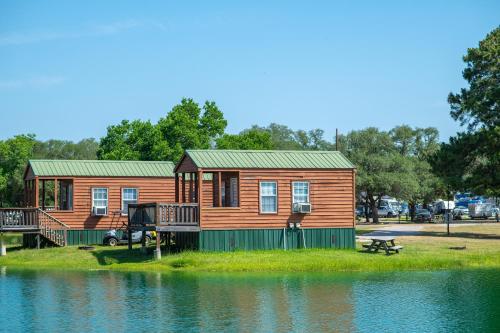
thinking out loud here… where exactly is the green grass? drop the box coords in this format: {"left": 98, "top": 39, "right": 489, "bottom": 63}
{"left": 1, "top": 233, "right": 23, "bottom": 245}
{"left": 2, "top": 224, "right": 499, "bottom": 273}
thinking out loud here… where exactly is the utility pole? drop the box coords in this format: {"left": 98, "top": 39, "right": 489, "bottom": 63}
{"left": 336, "top": 128, "right": 339, "bottom": 151}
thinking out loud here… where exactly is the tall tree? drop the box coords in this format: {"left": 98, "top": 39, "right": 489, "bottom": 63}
{"left": 97, "top": 120, "right": 169, "bottom": 161}
{"left": 0, "top": 135, "right": 36, "bottom": 206}
{"left": 216, "top": 127, "right": 274, "bottom": 150}
{"left": 157, "top": 98, "right": 227, "bottom": 161}
{"left": 342, "top": 128, "right": 414, "bottom": 223}
{"left": 33, "top": 138, "right": 99, "bottom": 160}
{"left": 436, "top": 27, "right": 500, "bottom": 197}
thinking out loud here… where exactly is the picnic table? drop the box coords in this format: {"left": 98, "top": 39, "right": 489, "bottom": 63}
{"left": 362, "top": 236, "right": 403, "bottom": 255}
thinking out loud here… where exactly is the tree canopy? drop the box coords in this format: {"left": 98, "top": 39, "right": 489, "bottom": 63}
{"left": 435, "top": 27, "right": 500, "bottom": 197}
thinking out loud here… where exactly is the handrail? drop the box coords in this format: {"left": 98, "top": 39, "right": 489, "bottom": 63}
{"left": 37, "top": 209, "right": 70, "bottom": 228}
{"left": 0, "top": 208, "right": 69, "bottom": 247}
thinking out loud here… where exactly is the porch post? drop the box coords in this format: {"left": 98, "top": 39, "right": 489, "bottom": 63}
{"left": 197, "top": 170, "right": 203, "bottom": 227}
{"left": 194, "top": 172, "right": 199, "bottom": 203}
{"left": 175, "top": 174, "right": 179, "bottom": 203}
{"left": 218, "top": 171, "right": 222, "bottom": 207}
{"left": 41, "top": 179, "right": 46, "bottom": 210}
{"left": 54, "top": 178, "right": 58, "bottom": 210}
{"left": 182, "top": 173, "right": 186, "bottom": 203}
{"left": 34, "top": 177, "right": 39, "bottom": 208}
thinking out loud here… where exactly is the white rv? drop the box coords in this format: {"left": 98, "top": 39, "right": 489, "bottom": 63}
{"left": 468, "top": 203, "right": 494, "bottom": 219}
{"left": 433, "top": 200, "right": 455, "bottom": 214}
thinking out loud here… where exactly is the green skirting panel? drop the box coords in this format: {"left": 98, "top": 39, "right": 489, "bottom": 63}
{"left": 175, "top": 228, "right": 355, "bottom": 252}
{"left": 66, "top": 230, "right": 123, "bottom": 246}
{"left": 23, "top": 230, "right": 124, "bottom": 247}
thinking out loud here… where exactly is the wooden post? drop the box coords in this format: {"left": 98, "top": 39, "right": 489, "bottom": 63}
{"left": 41, "top": 179, "right": 46, "bottom": 210}
{"left": 36, "top": 233, "right": 41, "bottom": 250}
{"left": 182, "top": 173, "right": 186, "bottom": 203}
{"left": 0, "top": 233, "right": 6, "bottom": 256}
{"left": 127, "top": 227, "right": 132, "bottom": 250}
{"left": 154, "top": 232, "right": 161, "bottom": 260}
{"left": 140, "top": 229, "right": 147, "bottom": 254}
{"left": 197, "top": 170, "right": 203, "bottom": 227}
{"left": 175, "top": 174, "right": 179, "bottom": 203}
{"left": 34, "top": 177, "right": 39, "bottom": 208}
{"left": 218, "top": 171, "right": 222, "bottom": 207}
{"left": 54, "top": 178, "right": 58, "bottom": 210}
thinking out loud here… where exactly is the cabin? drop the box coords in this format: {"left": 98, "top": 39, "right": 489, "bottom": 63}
{"left": 129, "top": 150, "right": 356, "bottom": 254}
{"left": 10, "top": 160, "right": 176, "bottom": 246}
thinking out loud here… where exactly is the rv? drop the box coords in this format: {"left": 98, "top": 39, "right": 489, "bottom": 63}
{"left": 468, "top": 203, "right": 494, "bottom": 219}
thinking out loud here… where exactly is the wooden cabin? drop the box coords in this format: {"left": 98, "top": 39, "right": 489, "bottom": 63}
{"left": 20, "top": 160, "right": 176, "bottom": 245}
{"left": 129, "top": 150, "right": 356, "bottom": 253}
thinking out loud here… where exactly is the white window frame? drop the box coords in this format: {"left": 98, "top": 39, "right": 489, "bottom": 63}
{"left": 121, "top": 188, "right": 138, "bottom": 215}
{"left": 292, "top": 181, "right": 310, "bottom": 204}
{"left": 92, "top": 188, "right": 108, "bottom": 216}
{"left": 260, "top": 181, "right": 278, "bottom": 214}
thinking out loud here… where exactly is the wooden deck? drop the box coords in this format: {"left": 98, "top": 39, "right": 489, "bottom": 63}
{"left": 0, "top": 208, "right": 70, "bottom": 247}
{"left": 128, "top": 203, "right": 200, "bottom": 232}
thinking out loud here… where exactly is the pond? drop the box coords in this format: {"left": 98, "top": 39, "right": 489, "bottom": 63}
{"left": 0, "top": 268, "right": 499, "bottom": 332}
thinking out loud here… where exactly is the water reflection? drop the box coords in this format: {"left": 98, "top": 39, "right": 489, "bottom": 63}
{"left": 0, "top": 268, "right": 499, "bottom": 332}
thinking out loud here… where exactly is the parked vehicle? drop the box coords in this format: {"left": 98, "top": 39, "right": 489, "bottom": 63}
{"left": 433, "top": 200, "right": 455, "bottom": 215}
{"left": 377, "top": 205, "right": 398, "bottom": 218}
{"left": 415, "top": 209, "right": 432, "bottom": 222}
{"left": 453, "top": 206, "right": 469, "bottom": 219}
{"left": 355, "top": 207, "right": 365, "bottom": 217}
{"left": 468, "top": 203, "right": 494, "bottom": 219}
{"left": 103, "top": 225, "right": 153, "bottom": 246}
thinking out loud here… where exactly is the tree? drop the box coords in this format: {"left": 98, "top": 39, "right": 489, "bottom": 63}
{"left": 97, "top": 120, "right": 169, "bottom": 161}
{"left": 216, "top": 127, "right": 274, "bottom": 150}
{"left": 33, "top": 138, "right": 99, "bottom": 160}
{"left": 342, "top": 128, "right": 414, "bottom": 223}
{"left": 157, "top": 98, "right": 227, "bottom": 161}
{"left": 448, "top": 27, "right": 499, "bottom": 131}
{"left": 0, "top": 134, "right": 36, "bottom": 206}
{"left": 437, "top": 27, "right": 500, "bottom": 197}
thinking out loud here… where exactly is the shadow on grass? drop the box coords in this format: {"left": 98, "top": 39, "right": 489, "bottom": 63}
{"left": 418, "top": 231, "right": 500, "bottom": 240}
{"left": 91, "top": 247, "right": 154, "bottom": 266}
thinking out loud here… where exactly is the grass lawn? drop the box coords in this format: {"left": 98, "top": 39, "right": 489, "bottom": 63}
{"left": 1, "top": 224, "right": 499, "bottom": 273}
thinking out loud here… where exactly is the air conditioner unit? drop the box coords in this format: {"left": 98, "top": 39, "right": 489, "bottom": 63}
{"left": 293, "top": 203, "right": 312, "bottom": 214}
{"left": 92, "top": 206, "right": 107, "bottom": 216}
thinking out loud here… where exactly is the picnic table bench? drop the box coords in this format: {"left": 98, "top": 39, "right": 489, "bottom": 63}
{"left": 362, "top": 236, "right": 403, "bottom": 255}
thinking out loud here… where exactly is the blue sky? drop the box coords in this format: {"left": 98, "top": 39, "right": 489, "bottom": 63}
{"left": 0, "top": 1, "right": 498, "bottom": 142}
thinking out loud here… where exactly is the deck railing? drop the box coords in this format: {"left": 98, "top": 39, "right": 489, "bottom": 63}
{"left": 0, "top": 208, "right": 39, "bottom": 230}
{"left": 128, "top": 203, "right": 199, "bottom": 228}
{"left": 0, "top": 208, "right": 69, "bottom": 246}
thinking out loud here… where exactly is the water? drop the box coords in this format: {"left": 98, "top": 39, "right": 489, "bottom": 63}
{"left": 1, "top": 268, "right": 499, "bottom": 332}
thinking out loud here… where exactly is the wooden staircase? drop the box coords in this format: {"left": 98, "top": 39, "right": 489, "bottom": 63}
{"left": 0, "top": 208, "right": 69, "bottom": 247}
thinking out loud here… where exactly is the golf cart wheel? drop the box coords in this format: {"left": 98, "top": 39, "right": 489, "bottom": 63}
{"left": 145, "top": 236, "right": 152, "bottom": 245}
{"left": 108, "top": 238, "right": 118, "bottom": 247}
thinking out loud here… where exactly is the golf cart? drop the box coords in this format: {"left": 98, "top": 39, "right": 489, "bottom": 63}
{"left": 103, "top": 222, "right": 153, "bottom": 246}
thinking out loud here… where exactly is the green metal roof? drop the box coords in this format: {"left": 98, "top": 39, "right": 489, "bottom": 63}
{"left": 184, "top": 150, "right": 355, "bottom": 169}
{"left": 28, "top": 160, "right": 175, "bottom": 177}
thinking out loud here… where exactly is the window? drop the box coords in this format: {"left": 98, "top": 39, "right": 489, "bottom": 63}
{"left": 122, "top": 188, "right": 138, "bottom": 214}
{"left": 292, "top": 182, "right": 310, "bottom": 204}
{"left": 92, "top": 188, "right": 108, "bottom": 216}
{"left": 260, "top": 181, "right": 277, "bottom": 213}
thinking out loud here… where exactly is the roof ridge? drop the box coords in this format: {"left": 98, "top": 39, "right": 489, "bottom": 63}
{"left": 186, "top": 149, "right": 342, "bottom": 153}
{"left": 29, "top": 159, "right": 174, "bottom": 164}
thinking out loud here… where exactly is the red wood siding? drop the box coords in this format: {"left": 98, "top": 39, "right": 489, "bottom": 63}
{"left": 200, "top": 169, "right": 354, "bottom": 230}
{"left": 48, "top": 177, "right": 175, "bottom": 229}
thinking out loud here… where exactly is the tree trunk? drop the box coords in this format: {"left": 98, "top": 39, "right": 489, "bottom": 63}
{"left": 364, "top": 200, "right": 369, "bottom": 223}
{"left": 409, "top": 202, "right": 416, "bottom": 221}
{"left": 368, "top": 195, "right": 379, "bottom": 224}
